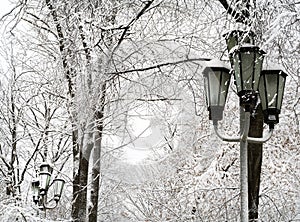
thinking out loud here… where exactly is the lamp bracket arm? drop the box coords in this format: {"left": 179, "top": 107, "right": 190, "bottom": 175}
{"left": 213, "top": 112, "right": 273, "bottom": 144}
{"left": 213, "top": 123, "right": 240, "bottom": 142}
{"left": 42, "top": 202, "right": 58, "bottom": 210}
{"left": 241, "top": 111, "right": 273, "bottom": 143}
{"left": 247, "top": 129, "right": 273, "bottom": 144}
{"left": 40, "top": 196, "right": 58, "bottom": 210}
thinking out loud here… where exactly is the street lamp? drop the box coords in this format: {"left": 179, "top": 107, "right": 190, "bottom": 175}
{"left": 202, "top": 30, "right": 287, "bottom": 222}
{"left": 31, "top": 162, "right": 65, "bottom": 210}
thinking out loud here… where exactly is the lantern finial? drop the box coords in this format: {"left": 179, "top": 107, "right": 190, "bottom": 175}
{"left": 223, "top": 29, "right": 255, "bottom": 52}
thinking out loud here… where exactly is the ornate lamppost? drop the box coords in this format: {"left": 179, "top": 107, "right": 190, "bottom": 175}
{"left": 31, "top": 162, "right": 65, "bottom": 211}
{"left": 202, "top": 30, "right": 287, "bottom": 222}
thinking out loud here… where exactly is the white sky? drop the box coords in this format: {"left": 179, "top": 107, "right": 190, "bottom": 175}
{"left": 0, "top": 0, "right": 12, "bottom": 18}
{"left": 0, "top": 0, "right": 14, "bottom": 43}
{"left": 0, "top": 0, "right": 13, "bottom": 76}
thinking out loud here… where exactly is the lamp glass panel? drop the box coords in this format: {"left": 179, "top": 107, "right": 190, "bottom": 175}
{"left": 240, "top": 50, "right": 255, "bottom": 91}
{"left": 259, "top": 75, "right": 267, "bottom": 110}
{"left": 32, "top": 187, "right": 39, "bottom": 197}
{"left": 39, "top": 172, "right": 51, "bottom": 191}
{"left": 264, "top": 74, "right": 278, "bottom": 109}
{"left": 53, "top": 179, "right": 65, "bottom": 198}
{"left": 31, "top": 180, "right": 40, "bottom": 197}
{"left": 207, "top": 71, "right": 221, "bottom": 106}
{"left": 204, "top": 75, "right": 210, "bottom": 108}
{"left": 219, "top": 71, "right": 231, "bottom": 106}
{"left": 277, "top": 74, "right": 286, "bottom": 110}
{"left": 253, "top": 54, "right": 264, "bottom": 90}
{"left": 233, "top": 53, "right": 242, "bottom": 92}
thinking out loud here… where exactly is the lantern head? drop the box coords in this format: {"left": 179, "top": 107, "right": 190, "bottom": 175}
{"left": 203, "top": 59, "right": 231, "bottom": 123}
{"left": 31, "top": 178, "right": 40, "bottom": 204}
{"left": 53, "top": 178, "right": 65, "bottom": 202}
{"left": 230, "top": 44, "right": 265, "bottom": 112}
{"left": 39, "top": 172, "right": 51, "bottom": 195}
{"left": 39, "top": 162, "right": 53, "bottom": 195}
{"left": 258, "top": 62, "right": 288, "bottom": 128}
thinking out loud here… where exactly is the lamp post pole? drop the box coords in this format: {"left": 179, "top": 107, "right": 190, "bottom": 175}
{"left": 248, "top": 104, "right": 264, "bottom": 220}
{"left": 240, "top": 109, "right": 249, "bottom": 221}
{"left": 202, "top": 30, "right": 287, "bottom": 221}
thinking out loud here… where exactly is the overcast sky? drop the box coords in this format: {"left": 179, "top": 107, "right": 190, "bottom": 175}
{"left": 0, "top": 0, "right": 12, "bottom": 18}
{"left": 0, "top": 0, "right": 15, "bottom": 73}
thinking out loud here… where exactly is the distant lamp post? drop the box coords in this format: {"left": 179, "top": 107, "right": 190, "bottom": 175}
{"left": 31, "top": 162, "right": 65, "bottom": 210}
{"left": 202, "top": 30, "right": 288, "bottom": 222}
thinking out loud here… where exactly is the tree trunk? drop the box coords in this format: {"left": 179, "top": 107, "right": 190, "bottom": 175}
{"left": 72, "top": 122, "right": 94, "bottom": 221}
{"left": 88, "top": 83, "right": 106, "bottom": 221}
{"left": 7, "top": 92, "right": 17, "bottom": 196}
{"left": 88, "top": 131, "right": 101, "bottom": 221}
{"left": 44, "top": 1, "right": 83, "bottom": 219}
{"left": 71, "top": 130, "right": 81, "bottom": 220}
{"left": 248, "top": 104, "right": 264, "bottom": 221}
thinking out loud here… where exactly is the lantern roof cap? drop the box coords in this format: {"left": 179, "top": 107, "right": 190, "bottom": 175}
{"left": 40, "top": 171, "right": 51, "bottom": 175}
{"left": 54, "top": 178, "right": 65, "bottom": 182}
{"left": 203, "top": 58, "right": 230, "bottom": 72}
{"left": 262, "top": 61, "right": 288, "bottom": 76}
{"left": 40, "top": 162, "right": 53, "bottom": 167}
{"left": 32, "top": 177, "right": 39, "bottom": 182}
{"left": 229, "top": 44, "right": 266, "bottom": 55}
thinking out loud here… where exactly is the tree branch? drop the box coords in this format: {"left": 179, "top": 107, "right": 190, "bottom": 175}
{"left": 45, "top": 0, "right": 75, "bottom": 99}
{"left": 116, "top": 0, "right": 154, "bottom": 47}
{"left": 107, "top": 58, "right": 210, "bottom": 75}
